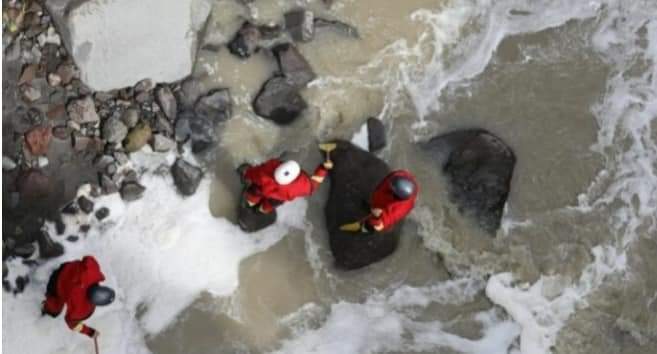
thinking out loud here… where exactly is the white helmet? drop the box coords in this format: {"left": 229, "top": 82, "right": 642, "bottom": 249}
{"left": 274, "top": 160, "right": 301, "bottom": 185}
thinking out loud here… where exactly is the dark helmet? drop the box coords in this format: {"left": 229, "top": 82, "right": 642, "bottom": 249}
{"left": 390, "top": 176, "right": 415, "bottom": 200}
{"left": 87, "top": 284, "right": 115, "bottom": 306}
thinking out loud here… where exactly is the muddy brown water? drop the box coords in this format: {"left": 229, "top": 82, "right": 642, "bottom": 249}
{"left": 148, "top": 1, "right": 656, "bottom": 353}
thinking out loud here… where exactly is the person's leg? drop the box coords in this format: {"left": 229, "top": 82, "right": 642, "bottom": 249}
{"left": 42, "top": 267, "right": 64, "bottom": 317}
{"left": 244, "top": 185, "right": 263, "bottom": 208}
{"left": 258, "top": 199, "right": 276, "bottom": 214}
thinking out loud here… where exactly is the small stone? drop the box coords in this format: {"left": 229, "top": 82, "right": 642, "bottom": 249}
{"left": 72, "top": 133, "right": 102, "bottom": 152}
{"left": 19, "top": 64, "right": 38, "bottom": 85}
{"left": 258, "top": 23, "right": 283, "bottom": 40}
{"left": 105, "top": 162, "right": 118, "bottom": 176}
{"left": 179, "top": 78, "right": 205, "bottom": 108}
{"left": 94, "top": 91, "right": 115, "bottom": 102}
{"left": 102, "top": 117, "right": 128, "bottom": 143}
{"left": 121, "top": 108, "right": 140, "bottom": 128}
{"left": 67, "top": 120, "right": 81, "bottom": 131}
{"left": 134, "top": 78, "right": 154, "bottom": 93}
{"left": 134, "top": 91, "right": 150, "bottom": 103}
{"left": 51, "top": 125, "right": 71, "bottom": 140}
{"left": 272, "top": 43, "right": 316, "bottom": 89}
{"left": 3, "top": 156, "right": 17, "bottom": 171}
{"left": 95, "top": 207, "right": 110, "bottom": 220}
{"left": 367, "top": 117, "right": 386, "bottom": 152}
{"left": 123, "top": 122, "right": 152, "bottom": 153}
{"left": 253, "top": 76, "right": 307, "bottom": 125}
{"left": 79, "top": 224, "right": 91, "bottom": 233}
{"left": 66, "top": 235, "right": 79, "bottom": 242}
{"left": 113, "top": 151, "right": 130, "bottom": 165}
{"left": 67, "top": 96, "right": 100, "bottom": 124}
{"left": 62, "top": 202, "right": 78, "bottom": 214}
{"left": 100, "top": 174, "right": 119, "bottom": 194}
{"left": 152, "top": 134, "right": 176, "bottom": 152}
{"left": 120, "top": 181, "right": 146, "bottom": 202}
{"left": 77, "top": 196, "right": 95, "bottom": 214}
{"left": 174, "top": 111, "right": 193, "bottom": 142}
{"left": 189, "top": 116, "right": 217, "bottom": 153}
{"left": 314, "top": 18, "right": 360, "bottom": 38}
{"left": 56, "top": 63, "right": 76, "bottom": 85}
{"left": 195, "top": 89, "right": 232, "bottom": 123}
{"left": 25, "top": 125, "right": 52, "bottom": 156}
{"left": 21, "top": 84, "right": 42, "bottom": 102}
{"left": 171, "top": 158, "right": 203, "bottom": 196}
{"left": 227, "top": 21, "right": 261, "bottom": 59}
{"left": 123, "top": 169, "right": 139, "bottom": 184}
{"left": 153, "top": 113, "right": 174, "bottom": 135}
{"left": 36, "top": 231, "right": 64, "bottom": 259}
{"left": 156, "top": 86, "right": 177, "bottom": 121}
{"left": 13, "top": 243, "right": 36, "bottom": 258}
{"left": 47, "top": 104, "right": 67, "bottom": 120}
{"left": 47, "top": 73, "right": 61, "bottom": 86}
{"left": 54, "top": 215, "right": 66, "bottom": 235}
{"left": 285, "top": 9, "right": 314, "bottom": 42}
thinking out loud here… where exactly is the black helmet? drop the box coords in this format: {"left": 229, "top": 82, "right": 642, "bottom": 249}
{"left": 87, "top": 284, "right": 115, "bottom": 306}
{"left": 390, "top": 176, "right": 415, "bottom": 200}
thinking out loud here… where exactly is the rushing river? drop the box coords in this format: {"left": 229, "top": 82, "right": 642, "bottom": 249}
{"left": 3, "top": 1, "right": 656, "bottom": 354}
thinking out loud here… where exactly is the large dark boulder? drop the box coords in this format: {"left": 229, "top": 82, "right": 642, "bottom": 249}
{"left": 366, "top": 117, "right": 386, "bottom": 152}
{"left": 325, "top": 140, "right": 400, "bottom": 270}
{"left": 420, "top": 129, "right": 515, "bottom": 234}
{"left": 253, "top": 76, "right": 307, "bottom": 125}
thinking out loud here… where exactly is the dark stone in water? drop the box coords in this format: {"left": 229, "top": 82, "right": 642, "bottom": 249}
{"left": 285, "top": 9, "right": 314, "bottom": 42}
{"left": 237, "top": 197, "right": 277, "bottom": 233}
{"left": 325, "top": 140, "right": 400, "bottom": 270}
{"left": 12, "top": 242, "right": 36, "bottom": 258}
{"left": 272, "top": 43, "right": 316, "bottom": 89}
{"left": 171, "top": 158, "right": 203, "bottom": 196}
{"left": 54, "top": 214, "right": 66, "bottom": 235}
{"left": 79, "top": 224, "right": 91, "bottom": 233}
{"left": 194, "top": 89, "right": 232, "bottom": 123}
{"left": 420, "top": 129, "right": 516, "bottom": 235}
{"left": 36, "top": 231, "right": 64, "bottom": 259}
{"left": 227, "top": 21, "right": 261, "bottom": 59}
{"left": 253, "top": 76, "right": 307, "bottom": 125}
{"left": 66, "top": 235, "right": 79, "bottom": 242}
{"left": 77, "top": 195, "right": 94, "bottom": 214}
{"left": 95, "top": 207, "right": 110, "bottom": 221}
{"left": 366, "top": 117, "right": 386, "bottom": 152}
{"left": 120, "top": 181, "right": 146, "bottom": 202}
{"left": 61, "top": 202, "right": 78, "bottom": 214}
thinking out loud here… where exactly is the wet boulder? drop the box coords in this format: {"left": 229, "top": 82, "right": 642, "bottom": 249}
{"left": 253, "top": 76, "right": 307, "bottom": 125}
{"left": 171, "top": 158, "right": 203, "bottom": 196}
{"left": 272, "top": 43, "right": 316, "bottom": 89}
{"left": 325, "top": 140, "right": 400, "bottom": 270}
{"left": 420, "top": 129, "right": 515, "bottom": 234}
{"left": 194, "top": 88, "right": 232, "bottom": 123}
{"left": 366, "top": 117, "right": 386, "bottom": 152}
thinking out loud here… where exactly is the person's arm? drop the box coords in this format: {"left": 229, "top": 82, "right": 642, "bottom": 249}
{"left": 66, "top": 314, "right": 97, "bottom": 338}
{"left": 309, "top": 164, "right": 329, "bottom": 191}
{"left": 42, "top": 295, "right": 64, "bottom": 317}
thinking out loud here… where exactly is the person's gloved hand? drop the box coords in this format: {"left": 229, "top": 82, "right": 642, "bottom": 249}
{"left": 323, "top": 160, "right": 334, "bottom": 170}
{"left": 371, "top": 208, "right": 383, "bottom": 217}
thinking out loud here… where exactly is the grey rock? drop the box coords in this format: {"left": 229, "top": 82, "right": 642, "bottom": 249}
{"left": 273, "top": 43, "right": 316, "bottom": 88}
{"left": 99, "top": 173, "right": 119, "bottom": 194}
{"left": 134, "top": 90, "right": 150, "bottom": 103}
{"left": 179, "top": 78, "right": 205, "bottom": 108}
{"left": 227, "top": 21, "right": 261, "bottom": 59}
{"left": 56, "top": 63, "right": 76, "bottom": 85}
{"left": 66, "top": 235, "right": 79, "bottom": 242}
{"left": 102, "top": 117, "right": 128, "bottom": 143}
{"left": 21, "top": 84, "right": 42, "bottom": 102}
{"left": 121, "top": 108, "right": 140, "bottom": 128}
{"left": 105, "top": 163, "right": 118, "bottom": 176}
{"left": 195, "top": 89, "right": 232, "bottom": 123}
{"left": 156, "top": 86, "right": 177, "bottom": 121}
{"left": 174, "top": 111, "right": 193, "bottom": 142}
{"left": 314, "top": 17, "right": 360, "bottom": 38}
{"left": 120, "top": 181, "right": 146, "bottom": 202}
{"left": 189, "top": 115, "right": 217, "bottom": 153}
{"left": 134, "top": 78, "right": 154, "bottom": 93}
{"left": 77, "top": 196, "right": 94, "bottom": 214}
{"left": 113, "top": 151, "right": 130, "bottom": 165}
{"left": 152, "top": 134, "right": 176, "bottom": 152}
{"left": 285, "top": 9, "right": 314, "bottom": 42}
{"left": 253, "top": 76, "right": 307, "bottom": 125}
{"left": 95, "top": 207, "right": 110, "bottom": 220}
{"left": 13, "top": 243, "right": 36, "bottom": 258}
{"left": 420, "top": 129, "right": 516, "bottom": 235}
{"left": 366, "top": 117, "right": 386, "bottom": 152}
{"left": 171, "top": 158, "right": 204, "bottom": 196}
{"left": 153, "top": 113, "right": 174, "bottom": 136}
{"left": 67, "top": 96, "right": 100, "bottom": 124}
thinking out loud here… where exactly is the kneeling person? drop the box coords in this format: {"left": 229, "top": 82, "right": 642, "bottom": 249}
{"left": 243, "top": 158, "right": 332, "bottom": 214}
{"left": 42, "top": 255, "right": 115, "bottom": 338}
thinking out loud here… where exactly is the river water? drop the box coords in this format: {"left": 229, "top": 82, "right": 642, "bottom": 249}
{"left": 145, "top": 0, "right": 657, "bottom": 353}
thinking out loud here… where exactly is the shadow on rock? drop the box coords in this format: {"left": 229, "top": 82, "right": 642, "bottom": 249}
{"left": 420, "top": 129, "right": 515, "bottom": 235}
{"left": 325, "top": 140, "right": 400, "bottom": 270}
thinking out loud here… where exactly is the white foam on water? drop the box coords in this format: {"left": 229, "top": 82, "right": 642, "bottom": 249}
{"left": 485, "top": 1, "right": 657, "bottom": 353}
{"left": 2, "top": 151, "right": 308, "bottom": 354}
{"left": 273, "top": 277, "right": 520, "bottom": 354}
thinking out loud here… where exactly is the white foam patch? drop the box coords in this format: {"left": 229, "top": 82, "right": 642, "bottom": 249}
{"left": 2, "top": 152, "right": 308, "bottom": 354}
{"left": 350, "top": 122, "right": 369, "bottom": 151}
{"left": 274, "top": 277, "right": 519, "bottom": 354}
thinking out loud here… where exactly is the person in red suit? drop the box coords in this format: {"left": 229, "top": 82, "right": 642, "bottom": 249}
{"left": 363, "top": 170, "right": 418, "bottom": 232}
{"left": 42, "top": 256, "right": 115, "bottom": 338}
{"left": 242, "top": 158, "right": 332, "bottom": 214}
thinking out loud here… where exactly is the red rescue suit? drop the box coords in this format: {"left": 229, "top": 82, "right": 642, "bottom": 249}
{"left": 366, "top": 170, "right": 418, "bottom": 232}
{"left": 243, "top": 159, "right": 328, "bottom": 213}
{"left": 42, "top": 256, "right": 105, "bottom": 337}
